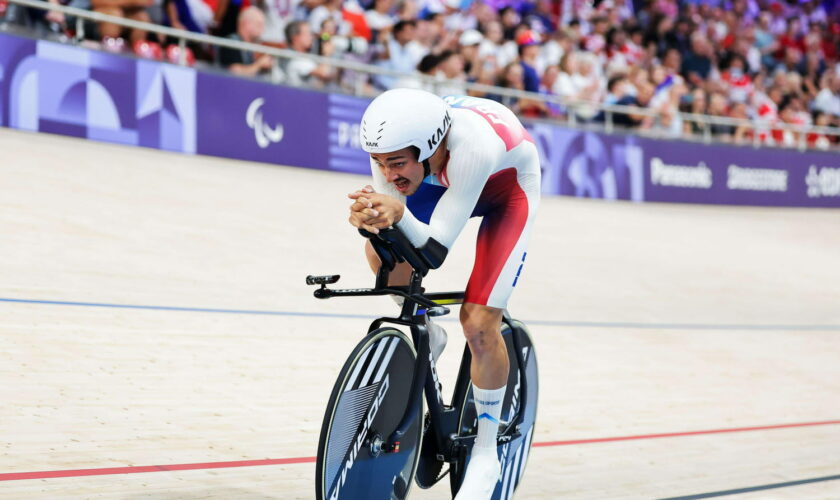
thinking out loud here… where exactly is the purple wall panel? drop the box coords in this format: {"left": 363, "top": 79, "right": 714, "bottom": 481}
{"left": 196, "top": 71, "right": 329, "bottom": 170}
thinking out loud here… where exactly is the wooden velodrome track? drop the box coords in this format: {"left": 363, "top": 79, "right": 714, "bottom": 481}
{"left": 1, "top": 127, "right": 839, "bottom": 499}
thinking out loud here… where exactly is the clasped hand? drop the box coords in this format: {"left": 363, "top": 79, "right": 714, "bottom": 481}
{"left": 348, "top": 185, "right": 404, "bottom": 235}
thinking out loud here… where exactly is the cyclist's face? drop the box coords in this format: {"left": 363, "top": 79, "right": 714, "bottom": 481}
{"left": 371, "top": 148, "right": 423, "bottom": 195}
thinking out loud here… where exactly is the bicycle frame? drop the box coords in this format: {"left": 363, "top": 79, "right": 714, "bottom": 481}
{"left": 309, "top": 228, "right": 529, "bottom": 469}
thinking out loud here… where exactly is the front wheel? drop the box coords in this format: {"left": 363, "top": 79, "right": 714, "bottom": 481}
{"left": 316, "top": 328, "right": 423, "bottom": 500}
{"left": 451, "top": 320, "right": 538, "bottom": 500}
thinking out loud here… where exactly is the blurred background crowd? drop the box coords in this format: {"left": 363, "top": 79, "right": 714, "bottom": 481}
{"left": 2, "top": 0, "right": 840, "bottom": 148}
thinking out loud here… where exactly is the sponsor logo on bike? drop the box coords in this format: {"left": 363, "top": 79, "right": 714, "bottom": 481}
{"left": 650, "top": 157, "right": 713, "bottom": 189}
{"left": 726, "top": 164, "right": 788, "bottom": 192}
{"left": 806, "top": 165, "right": 840, "bottom": 198}
{"left": 329, "top": 375, "right": 390, "bottom": 500}
{"left": 246, "top": 97, "right": 284, "bottom": 149}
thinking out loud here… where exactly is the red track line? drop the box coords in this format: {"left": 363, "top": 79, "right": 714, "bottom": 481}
{"left": 2, "top": 419, "right": 838, "bottom": 482}
{"left": 531, "top": 419, "right": 840, "bottom": 448}
{"left": 0, "top": 457, "right": 316, "bottom": 481}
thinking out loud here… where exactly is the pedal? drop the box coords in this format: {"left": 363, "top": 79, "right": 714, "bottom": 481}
{"left": 414, "top": 412, "right": 444, "bottom": 489}
{"left": 306, "top": 274, "right": 340, "bottom": 285}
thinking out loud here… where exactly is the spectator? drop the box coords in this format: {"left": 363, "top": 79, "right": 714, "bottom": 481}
{"left": 599, "top": 73, "right": 639, "bottom": 127}
{"left": 467, "top": 58, "right": 497, "bottom": 98}
{"left": 256, "top": 0, "right": 298, "bottom": 45}
{"left": 662, "top": 47, "right": 682, "bottom": 75}
{"left": 772, "top": 101, "right": 800, "bottom": 147}
{"left": 753, "top": 12, "right": 778, "bottom": 69}
{"left": 13, "top": 0, "right": 66, "bottom": 37}
{"left": 499, "top": 6, "right": 519, "bottom": 41}
{"left": 365, "top": 0, "right": 395, "bottom": 38}
{"left": 218, "top": 6, "right": 274, "bottom": 77}
{"left": 630, "top": 81, "right": 656, "bottom": 128}
{"left": 774, "top": 17, "right": 805, "bottom": 63}
{"left": 478, "top": 20, "right": 514, "bottom": 69}
{"left": 310, "top": 0, "right": 350, "bottom": 40}
{"left": 458, "top": 28, "right": 483, "bottom": 80}
{"left": 440, "top": 0, "right": 475, "bottom": 32}
{"left": 667, "top": 16, "right": 693, "bottom": 56}
{"left": 212, "top": 0, "right": 245, "bottom": 38}
{"left": 416, "top": 52, "right": 439, "bottom": 82}
{"left": 516, "top": 30, "right": 541, "bottom": 93}
{"left": 488, "top": 62, "right": 524, "bottom": 112}
{"left": 808, "top": 112, "right": 833, "bottom": 150}
{"left": 415, "top": 12, "right": 443, "bottom": 51}
{"left": 720, "top": 55, "right": 752, "bottom": 103}
{"left": 540, "top": 29, "right": 570, "bottom": 70}
{"left": 433, "top": 49, "right": 466, "bottom": 96}
{"left": 583, "top": 15, "right": 609, "bottom": 55}
{"left": 681, "top": 33, "right": 713, "bottom": 87}
{"left": 538, "top": 64, "right": 563, "bottom": 117}
{"left": 813, "top": 72, "right": 840, "bottom": 117}
{"left": 645, "top": 14, "right": 674, "bottom": 58}
{"left": 283, "top": 19, "right": 337, "bottom": 87}
{"left": 729, "top": 28, "right": 761, "bottom": 74}
{"left": 395, "top": 0, "right": 417, "bottom": 21}
{"left": 91, "top": 0, "right": 153, "bottom": 46}
{"left": 164, "top": 0, "right": 213, "bottom": 34}
{"left": 683, "top": 87, "right": 708, "bottom": 135}
{"left": 525, "top": 0, "right": 556, "bottom": 34}
{"left": 312, "top": 17, "right": 336, "bottom": 55}
{"left": 376, "top": 19, "right": 427, "bottom": 88}
{"left": 729, "top": 101, "right": 752, "bottom": 142}
{"left": 553, "top": 52, "right": 590, "bottom": 104}
{"left": 707, "top": 92, "right": 734, "bottom": 137}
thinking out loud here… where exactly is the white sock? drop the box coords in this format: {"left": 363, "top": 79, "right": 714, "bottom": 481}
{"left": 472, "top": 384, "right": 505, "bottom": 451}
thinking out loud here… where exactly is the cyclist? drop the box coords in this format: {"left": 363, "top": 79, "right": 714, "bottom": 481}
{"left": 347, "top": 88, "right": 540, "bottom": 500}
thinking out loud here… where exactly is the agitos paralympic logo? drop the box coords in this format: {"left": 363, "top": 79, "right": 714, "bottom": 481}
{"left": 246, "top": 98, "right": 284, "bottom": 148}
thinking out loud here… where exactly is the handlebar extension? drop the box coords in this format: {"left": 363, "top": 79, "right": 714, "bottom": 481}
{"left": 359, "top": 227, "right": 447, "bottom": 277}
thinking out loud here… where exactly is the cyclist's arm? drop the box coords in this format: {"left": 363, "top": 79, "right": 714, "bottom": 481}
{"left": 396, "top": 138, "right": 496, "bottom": 250}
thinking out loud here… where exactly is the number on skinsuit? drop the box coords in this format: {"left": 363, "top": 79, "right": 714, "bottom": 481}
{"left": 443, "top": 96, "right": 534, "bottom": 152}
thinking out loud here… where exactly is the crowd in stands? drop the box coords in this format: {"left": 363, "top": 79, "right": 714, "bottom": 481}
{"left": 3, "top": 0, "right": 840, "bottom": 148}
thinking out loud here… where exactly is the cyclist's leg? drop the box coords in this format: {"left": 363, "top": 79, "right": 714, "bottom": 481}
{"left": 462, "top": 172, "right": 537, "bottom": 389}
{"left": 460, "top": 304, "right": 508, "bottom": 389}
{"left": 456, "top": 168, "right": 538, "bottom": 499}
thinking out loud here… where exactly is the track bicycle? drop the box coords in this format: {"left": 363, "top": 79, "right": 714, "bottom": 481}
{"left": 310, "top": 227, "right": 538, "bottom": 500}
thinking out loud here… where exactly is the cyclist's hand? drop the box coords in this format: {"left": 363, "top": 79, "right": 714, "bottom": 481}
{"left": 361, "top": 193, "right": 404, "bottom": 229}
{"left": 348, "top": 185, "right": 375, "bottom": 200}
{"left": 349, "top": 194, "right": 379, "bottom": 219}
{"left": 348, "top": 187, "right": 382, "bottom": 234}
{"left": 348, "top": 209, "right": 381, "bottom": 234}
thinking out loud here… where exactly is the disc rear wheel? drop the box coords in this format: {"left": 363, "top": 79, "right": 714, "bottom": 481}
{"left": 316, "top": 328, "right": 423, "bottom": 500}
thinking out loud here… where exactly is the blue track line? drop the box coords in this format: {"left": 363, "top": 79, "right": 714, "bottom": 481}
{"left": 2, "top": 297, "right": 840, "bottom": 331}
{"left": 658, "top": 474, "right": 840, "bottom": 499}
{"left": 0, "top": 297, "right": 372, "bottom": 320}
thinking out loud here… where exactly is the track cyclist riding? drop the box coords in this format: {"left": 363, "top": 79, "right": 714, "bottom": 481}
{"left": 348, "top": 88, "right": 541, "bottom": 499}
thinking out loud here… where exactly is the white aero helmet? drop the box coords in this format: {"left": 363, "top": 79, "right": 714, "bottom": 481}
{"left": 360, "top": 88, "right": 452, "bottom": 163}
